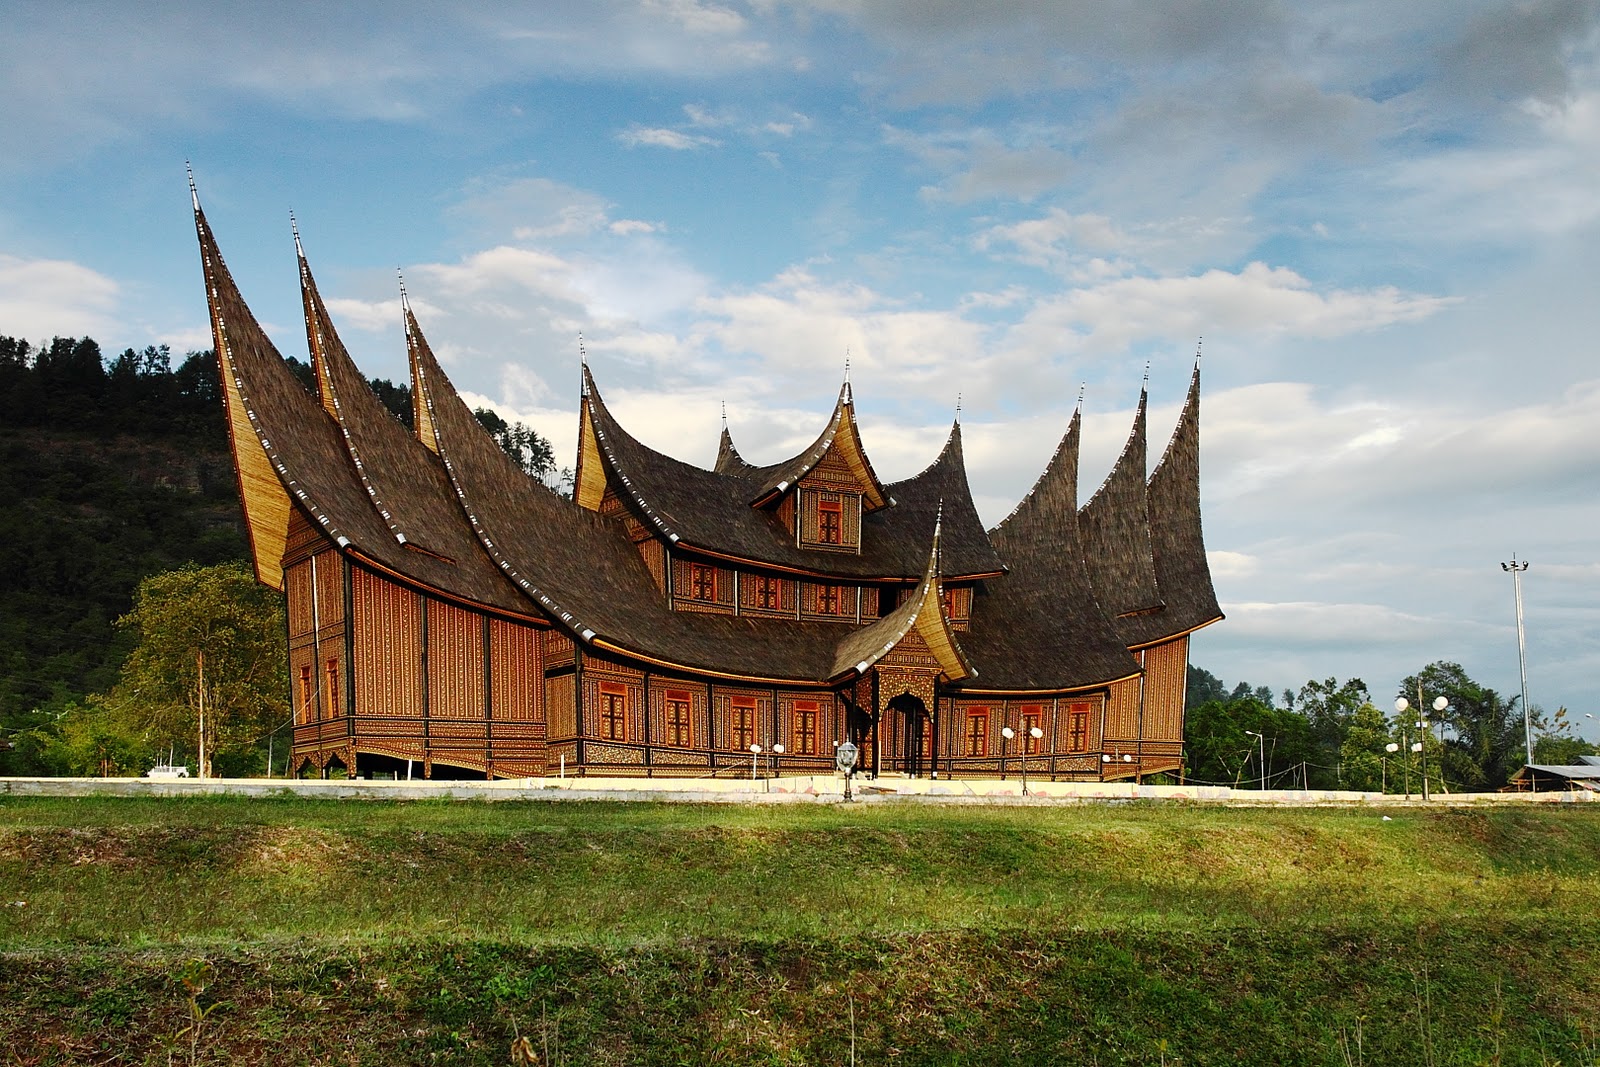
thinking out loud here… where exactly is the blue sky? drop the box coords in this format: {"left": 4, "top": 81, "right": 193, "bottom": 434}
{"left": 3, "top": 0, "right": 1598, "bottom": 737}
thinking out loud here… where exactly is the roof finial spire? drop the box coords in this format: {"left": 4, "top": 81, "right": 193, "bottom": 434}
{"left": 1143, "top": 359, "right": 1150, "bottom": 387}
{"left": 1195, "top": 336, "right": 1203, "bottom": 364}
{"left": 955, "top": 392, "right": 962, "bottom": 424}
{"left": 290, "top": 210, "right": 304, "bottom": 258}
{"left": 1077, "top": 382, "right": 1086, "bottom": 411}
{"left": 186, "top": 161, "right": 199, "bottom": 211}
{"left": 721, "top": 399, "right": 727, "bottom": 429}
{"left": 397, "top": 269, "right": 409, "bottom": 310}
{"left": 578, "top": 332, "right": 588, "bottom": 366}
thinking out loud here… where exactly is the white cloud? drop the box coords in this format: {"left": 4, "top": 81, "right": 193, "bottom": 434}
{"left": 1007, "top": 263, "right": 1455, "bottom": 360}
{"left": 0, "top": 254, "right": 121, "bottom": 341}
{"left": 618, "top": 126, "right": 722, "bottom": 150}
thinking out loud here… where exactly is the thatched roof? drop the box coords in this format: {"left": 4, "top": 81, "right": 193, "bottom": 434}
{"left": 964, "top": 408, "right": 1143, "bottom": 691}
{"left": 579, "top": 369, "right": 1004, "bottom": 581}
{"left": 195, "top": 194, "right": 1220, "bottom": 694}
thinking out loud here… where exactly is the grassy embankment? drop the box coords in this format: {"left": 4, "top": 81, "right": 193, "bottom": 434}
{"left": 1, "top": 795, "right": 1596, "bottom": 1065}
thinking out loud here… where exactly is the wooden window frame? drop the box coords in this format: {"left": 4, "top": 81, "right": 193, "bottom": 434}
{"left": 688, "top": 563, "right": 717, "bottom": 602}
{"left": 1068, "top": 707, "right": 1090, "bottom": 753}
{"left": 965, "top": 708, "right": 989, "bottom": 757}
{"left": 299, "top": 664, "right": 314, "bottom": 724}
{"left": 815, "top": 584, "right": 843, "bottom": 616}
{"left": 599, "top": 682, "right": 629, "bottom": 741}
{"left": 1021, "top": 707, "right": 1043, "bottom": 754}
{"left": 818, "top": 500, "right": 843, "bottom": 545}
{"left": 325, "top": 659, "right": 339, "bottom": 719}
{"left": 754, "top": 575, "right": 781, "bottom": 611}
{"left": 664, "top": 690, "right": 694, "bottom": 747}
{"left": 791, "top": 701, "right": 819, "bottom": 755}
{"left": 730, "top": 697, "right": 756, "bottom": 751}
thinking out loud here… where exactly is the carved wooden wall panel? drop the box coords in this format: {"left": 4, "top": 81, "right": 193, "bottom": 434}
{"left": 428, "top": 599, "right": 484, "bottom": 720}
{"left": 491, "top": 618, "right": 542, "bottom": 721}
{"left": 351, "top": 568, "right": 421, "bottom": 719}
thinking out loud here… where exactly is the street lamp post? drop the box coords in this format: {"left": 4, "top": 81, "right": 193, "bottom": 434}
{"left": 835, "top": 740, "right": 858, "bottom": 801}
{"left": 771, "top": 743, "right": 784, "bottom": 778}
{"left": 1022, "top": 726, "right": 1043, "bottom": 795}
{"left": 1244, "top": 729, "right": 1266, "bottom": 790}
{"left": 1395, "top": 695, "right": 1448, "bottom": 802}
{"left": 1383, "top": 742, "right": 1397, "bottom": 793}
{"left": 1501, "top": 556, "right": 1534, "bottom": 769}
{"left": 1000, "top": 726, "right": 1014, "bottom": 781}
{"left": 749, "top": 744, "right": 762, "bottom": 780}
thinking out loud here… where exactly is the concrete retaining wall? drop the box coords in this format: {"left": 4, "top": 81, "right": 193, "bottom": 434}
{"left": 1, "top": 775, "right": 1590, "bottom": 806}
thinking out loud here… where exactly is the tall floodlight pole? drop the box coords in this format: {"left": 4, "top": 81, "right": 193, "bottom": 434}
{"left": 1501, "top": 556, "right": 1533, "bottom": 768}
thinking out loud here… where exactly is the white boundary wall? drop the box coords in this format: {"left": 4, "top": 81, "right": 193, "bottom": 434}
{"left": 1, "top": 775, "right": 1592, "bottom": 806}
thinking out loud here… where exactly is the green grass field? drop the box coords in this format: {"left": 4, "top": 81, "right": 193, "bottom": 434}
{"left": 1, "top": 796, "right": 1596, "bottom": 1065}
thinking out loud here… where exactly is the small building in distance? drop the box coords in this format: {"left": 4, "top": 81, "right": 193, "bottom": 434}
{"left": 1509, "top": 755, "right": 1600, "bottom": 793}
{"left": 191, "top": 186, "right": 1223, "bottom": 782}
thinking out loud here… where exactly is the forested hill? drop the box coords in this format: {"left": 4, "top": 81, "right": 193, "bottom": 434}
{"left": 0, "top": 337, "right": 247, "bottom": 732}
{"left": 0, "top": 336, "right": 425, "bottom": 748}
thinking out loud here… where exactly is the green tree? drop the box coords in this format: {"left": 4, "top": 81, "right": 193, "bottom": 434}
{"left": 1533, "top": 707, "right": 1599, "bottom": 765}
{"left": 107, "top": 562, "right": 286, "bottom": 777}
{"left": 1337, "top": 701, "right": 1390, "bottom": 792}
{"left": 1185, "top": 697, "right": 1316, "bottom": 788}
{"left": 1295, "top": 676, "right": 1372, "bottom": 788}
{"left": 1185, "top": 664, "right": 1228, "bottom": 710}
{"left": 473, "top": 407, "right": 557, "bottom": 481}
{"left": 1398, "top": 662, "right": 1528, "bottom": 791}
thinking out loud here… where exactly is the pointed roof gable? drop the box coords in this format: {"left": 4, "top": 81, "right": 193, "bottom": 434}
{"left": 289, "top": 242, "right": 531, "bottom": 613}
{"left": 962, "top": 408, "right": 1142, "bottom": 691}
{"left": 1078, "top": 388, "right": 1165, "bottom": 635}
{"left": 1139, "top": 364, "right": 1223, "bottom": 643}
{"left": 830, "top": 515, "right": 972, "bottom": 682}
{"left": 193, "top": 189, "right": 515, "bottom": 611}
{"left": 575, "top": 367, "right": 1003, "bottom": 580}
{"left": 401, "top": 282, "right": 439, "bottom": 455}
{"left": 194, "top": 190, "right": 298, "bottom": 588}
{"left": 750, "top": 382, "right": 889, "bottom": 511}
{"left": 875, "top": 421, "right": 1003, "bottom": 579}
{"left": 714, "top": 423, "right": 755, "bottom": 475}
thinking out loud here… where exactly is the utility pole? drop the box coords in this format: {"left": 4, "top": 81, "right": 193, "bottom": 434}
{"left": 1501, "top": 556, "right": 1534, "bottom": 768}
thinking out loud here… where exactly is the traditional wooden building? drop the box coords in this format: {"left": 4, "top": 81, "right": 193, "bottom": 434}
{"left": 192, "top": 184, "right": 1223, "bottom": 782}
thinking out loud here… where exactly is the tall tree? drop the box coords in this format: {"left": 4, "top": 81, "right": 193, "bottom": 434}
{"left": 1337, "top": 701, "right": 1391, "bottom": 792}
{"left": 1398, "top": 662, "right": 1528, "bottom": 791}
{"left": 473, "top": 407, "right": 557, "bottom": 481}
{"left": 107, "top": 562, "right": 286, "bottom": 777}
{"left": 1295, "top": 676, "right": 1372, "bottom": 788}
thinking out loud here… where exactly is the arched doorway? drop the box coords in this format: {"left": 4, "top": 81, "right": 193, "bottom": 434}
{"left": 886, "top": 692, "right": 931, "bottom": 777}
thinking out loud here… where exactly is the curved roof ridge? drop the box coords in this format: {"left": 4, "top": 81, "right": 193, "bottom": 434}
{"left": 1077, "top": 385, "right": 1164, "bottom": 625}
{"left": 961, "top": 406, "right": 1141, "bottom": 690}
{"left": 750, "top": 381, "right": 889, "bottom": 510}
{"left": 409, "top": 307, "right": 619, "bottom": 641}
{"left": 297, "top": 241, "right": 410, "bottom": 547}
{"left": 714, "top": 421, "right": 756, "bottom": 475}
{"left": 580, "top": 365, "right": 691, "bottom": 544}
{"left": 194, "top": 192, "right": 353, "bottom": 586}
{"left": 1081, "top": 385, "right": 1146, "bottom": 512}
{"left": 1136, "top": 361, "right": 1223, "bottom": 646}
{"left": 194, "top": 193, "right": 505, "bottom": 614}
{"left": 991, "top": 406, "right": 1081, "bottom": 537}
{"left": 829, "top": 512, "right": 972, "bottom": 682}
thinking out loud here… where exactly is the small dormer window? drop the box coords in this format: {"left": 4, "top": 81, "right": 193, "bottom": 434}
{"left": 689, "top": 563, "right": 717, "bottom": 601}
{"left": 818, "top": 499, "right": 842, "bottom": 544}
{"left": 798, "top": 487, "right": 860, "bottom": 553}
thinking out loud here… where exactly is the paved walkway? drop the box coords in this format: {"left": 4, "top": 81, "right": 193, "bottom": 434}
{"left": 1, "top": 775, "right": 1590, "bottom": 805}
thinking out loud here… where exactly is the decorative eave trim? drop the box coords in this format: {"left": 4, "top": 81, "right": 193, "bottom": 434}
{"left": 1124, "top": 613, "right": 1224, "bottom": 652}
{"left": 949, "top": 668, "right": 1144, "bottom": 697}
{"left": 588, "top": 638, "right": 841, "bottom": 688}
